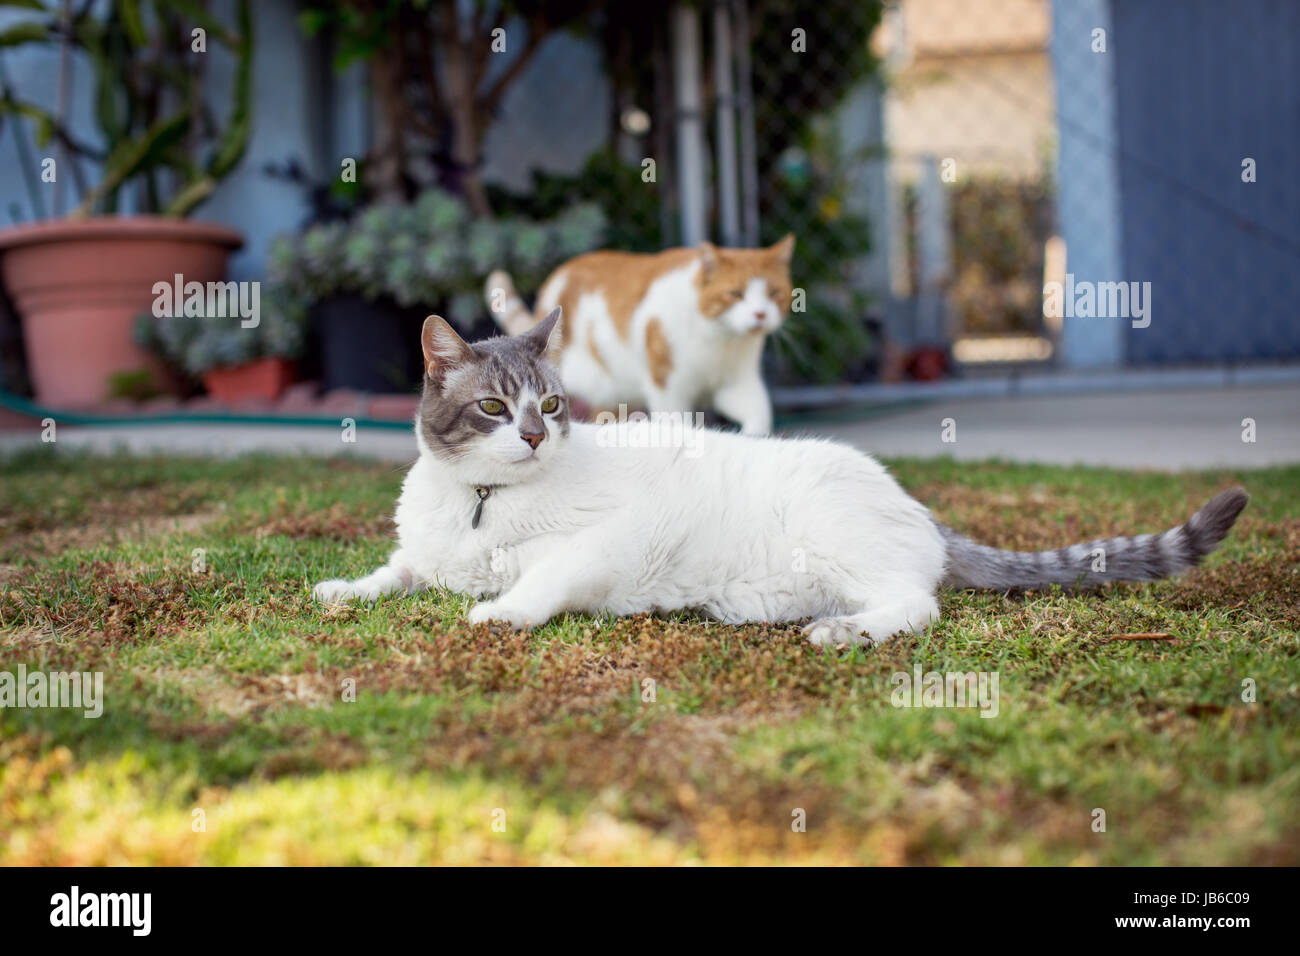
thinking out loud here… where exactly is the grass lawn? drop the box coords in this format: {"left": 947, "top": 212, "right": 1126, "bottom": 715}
{"left": 1, "top": 446, "right": 1297, "bottom": 865}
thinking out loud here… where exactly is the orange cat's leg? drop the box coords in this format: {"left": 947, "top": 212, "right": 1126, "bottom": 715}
{"left": 712, "top": 373, "right": 773, "bottom": 435}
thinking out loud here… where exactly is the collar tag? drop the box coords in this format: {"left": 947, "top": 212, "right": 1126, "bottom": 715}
{"left": 472, "top": 486, "right": 491, "bottom": 529}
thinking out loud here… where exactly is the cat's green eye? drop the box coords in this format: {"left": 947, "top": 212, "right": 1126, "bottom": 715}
{"left": 479, "top": 398, "right": 506, "bottom": 415}
{"left": 541, "top": 395, "right": 560, "bottom": 413}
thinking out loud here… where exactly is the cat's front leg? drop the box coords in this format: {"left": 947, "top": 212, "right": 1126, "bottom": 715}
{"left": 313, "top": 549, "right": 425, "bottom": 604}
{"left": 468, "top": 536, "right": 618, "bottom": 628}
{"left": 712, "top": 372, "right": 773, "bottom": 435}
{"left": 802, "top": 591, "right": 941, "bottom": 647}
{"left": 467, "top": 572, "right": 577, "bottom": 629}
{"left": 644, "top": 382, "right": 699, "bottom": 420}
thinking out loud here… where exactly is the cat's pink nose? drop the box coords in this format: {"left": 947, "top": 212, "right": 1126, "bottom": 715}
{"left": 520, "top": 431, "right": 544, "bottom": 450}
{"left": 753, "top": 311, "right": 766, "bottom": 322}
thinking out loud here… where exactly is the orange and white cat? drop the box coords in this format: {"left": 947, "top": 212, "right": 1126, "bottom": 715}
{"left": 485, "top": 236, "right": 794, "bottom": 434}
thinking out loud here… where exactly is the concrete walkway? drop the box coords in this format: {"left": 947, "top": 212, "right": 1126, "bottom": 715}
{"left": 802, "top": 384, "right": 1300, "bottom": 470}
{"left": 0, "top": 421, "right": 420, "bottom": 463}
{"left": 2, "top": 383, "right": 1297, "bottom": 471}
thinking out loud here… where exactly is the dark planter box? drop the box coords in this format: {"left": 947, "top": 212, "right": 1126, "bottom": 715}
{"left": 315, "top": 295, "right": 426, "bottom": 393}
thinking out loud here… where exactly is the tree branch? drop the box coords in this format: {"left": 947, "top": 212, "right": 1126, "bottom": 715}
{"left": 477, "top": 12, "right": 547, "bottom": 115}
{"left": 471, "top": 3, "right": 507, "bottom": 92}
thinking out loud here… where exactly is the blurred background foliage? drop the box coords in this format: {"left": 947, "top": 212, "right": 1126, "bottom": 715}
{"left": 266, "top": 187, "right": 605, "bottom": 333}
{"left": 948, "top": 176, "right": 1054, "bottom": 337}
{"left": 271, "top": 0, "right": 886, "bottom": 385}
{"left": 133, "top": 285, "right": 306, "bottom": 378}
{"left": 0, "top": 0, "right": 253, "bottom": 218}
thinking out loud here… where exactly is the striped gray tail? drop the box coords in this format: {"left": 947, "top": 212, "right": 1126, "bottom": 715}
{"left": 940, "top": 488, "right": 1248, "bottom": 590}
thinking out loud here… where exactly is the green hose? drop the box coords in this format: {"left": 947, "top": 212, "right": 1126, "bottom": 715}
{"left": 0, "top": 388, "right": 921, "bottom": 433}
{"left": 0, "top": 389, "right": 413, "bottom": 431}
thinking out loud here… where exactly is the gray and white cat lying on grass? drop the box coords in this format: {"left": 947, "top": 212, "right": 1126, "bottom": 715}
{"left": 314, "top": 308, "right": 1248, "bottom": 646}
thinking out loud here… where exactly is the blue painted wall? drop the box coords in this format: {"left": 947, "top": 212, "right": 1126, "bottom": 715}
{"left": 1112, "top": 0, "right": 1300, "bottom": 362}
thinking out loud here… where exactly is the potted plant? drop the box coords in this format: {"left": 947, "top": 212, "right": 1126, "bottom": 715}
{"left": 0, "top": 0, "right": 253, "bottom": 406}
{"left": 267, "top": 188, "right": 606, "bottom": 392}
{"left": 134, "top": 290, "right": 306, "bottom": 403}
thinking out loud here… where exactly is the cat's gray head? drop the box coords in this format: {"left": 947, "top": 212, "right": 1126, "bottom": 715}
{"left": 416, "top": 307, "right": 569, "bottom": 481}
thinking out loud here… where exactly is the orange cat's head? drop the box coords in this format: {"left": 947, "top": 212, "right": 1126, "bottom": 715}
{"left": 695, "top": 234, "right": 795, "bottom": 335}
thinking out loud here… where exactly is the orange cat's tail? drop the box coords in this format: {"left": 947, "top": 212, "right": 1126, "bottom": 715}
{"left": 485, "top": 270, "right": 536, "bottom": 336}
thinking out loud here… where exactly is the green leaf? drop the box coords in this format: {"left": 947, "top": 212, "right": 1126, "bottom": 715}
{"left": 163, "top": 176, "right": 216, "bottom": 217}
{"left": 164, "top": 0, "right": 239, "bottom": 46}
{"left": 0, "top": 97, "right": 57, "bottom": 146}
{"left": 84, "top": 30, "right": 127, "bottom": 146}
{"left": 116, "top": 0, "right": 147, "bottom": 48}
{"left": 158, "top": 148, "right": 200, "bottom": 181}
{"left": 296, "top": 9, "right": 328, "bottom": 37}
{"left": 202, "top": 0, "right": 251, "bottom": 182}
{"left": 75, "top": 110, "right": 191, "bottom": 216}
{"left": 0, "top": 21, "right": 52, "bottom": 46}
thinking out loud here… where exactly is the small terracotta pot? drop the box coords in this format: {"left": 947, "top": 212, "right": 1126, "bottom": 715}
{"left": 0, "top": 216, "right": 244, "bottom": 406}
{"left": 202, "top": 357, "right": 296, "bottom": 404}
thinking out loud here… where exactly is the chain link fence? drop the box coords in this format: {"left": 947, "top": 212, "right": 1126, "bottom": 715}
{"left": 560, "top": 0, "right": 1300, "bottom": 382}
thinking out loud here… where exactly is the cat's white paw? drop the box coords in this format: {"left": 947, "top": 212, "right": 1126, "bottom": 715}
{"left": 802, "top": 616, "right": 887, "bottom": 648}
{"left": 314, "top": 579, "right": 379, "bottom": 604}
{"left": 314, "top": 579, "right": 351, "bottom": 603}
{"left": 467, "top": 600, "right": 537, "bottom": 629}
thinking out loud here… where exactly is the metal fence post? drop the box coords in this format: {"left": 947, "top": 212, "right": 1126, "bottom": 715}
{"left": 732, "top": 0, "right": 760, "bottom": 247}
{"left": 671, "top": 3, "right": 707, "bottom": 247}
{"left": 915, "top": 154, "right": 952, "bottom": 346}
{"left": 713, "top": 1, "right": 742, "bottom": 247}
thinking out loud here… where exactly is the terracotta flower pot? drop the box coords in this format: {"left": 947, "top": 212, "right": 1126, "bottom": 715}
{"left": 0, "top": 216, "right": 244, "bottom": 406}
{"left": 201, "top": 357, "right": 296, "bottom": 404}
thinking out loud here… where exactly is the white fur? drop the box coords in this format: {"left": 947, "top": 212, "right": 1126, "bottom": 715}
{"left": 314, "top": 420, "right": 945, "bottom": 646}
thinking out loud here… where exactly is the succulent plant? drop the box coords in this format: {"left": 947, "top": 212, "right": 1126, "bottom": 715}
{"left": 265, "top": 186, "right": 606, "bottom": 333}
{"left": 448, "top": 291, "right": 486, "bottom": 329}
{"left": 299, "top": 223, "right": 346, "bottom": 281}
{"left": 266, "top": 236, "right": 301, "bottom": 287}
{"left": 140, "top": 182, "right": 605, "bottom": 378}
{"left": 510, "top": 223, "right": 550, "bottom": 274}
{"left": 134, "top": 289, "right": 308, "bottom": 377}
{"left": 421, "top": 239, "right": 463, "bottom": 284}
{"left": 416, "top": 189, "right": 470, "bottom": 233}
{"left": 555, "top": 204, "right": 607, "bottom": 260}
{"left": 466, "top": 219, "right": 506, "bottom": 276}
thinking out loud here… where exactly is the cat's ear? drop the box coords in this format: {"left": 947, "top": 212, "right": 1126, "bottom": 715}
{"left": 770, "top": 233, "right": 795, "bottom": 265}
{"left": 524, "top": 306, "right": 564, "bottom": 364}
{"left": 697, "top": 241, "right": 719, "bottom": 275}
{"left": 421, "top": 315, "right": 475, "bottom": 382}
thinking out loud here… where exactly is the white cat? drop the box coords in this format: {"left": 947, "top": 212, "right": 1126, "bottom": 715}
{"left": 314, "top": 310, "right": 1249, "bottom": 646}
